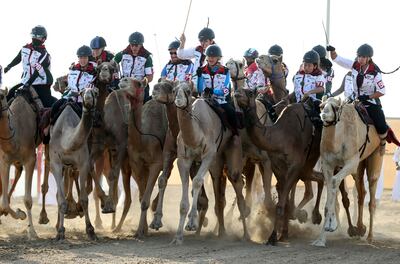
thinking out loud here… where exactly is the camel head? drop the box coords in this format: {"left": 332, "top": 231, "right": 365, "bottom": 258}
{"left": 234, "top": 88, "right": 256, "bottom": 110}
{"left": 152, "top": 80, "right": 176, "bottom": 104}
{"left": 256, "top": 54, "right": 283, "bottom": 78}
{"left": 119, "top": 77, "right": 145, "bottom": 108}
{"left": 0, "top": 88, "right": 8, "bottom": 118}
{"left": 97, "top": 61, "right": 118, "bottom": 83}
{"left": 225, "top": 58, "right": 246, "bottom": 80}
{"left": 320, "top": 97, "right": 343, "bottom": 126}
{"left": 174, "top": 81, "right": 192, "bottom": 109}
{"left": 53, "top": 75, "right": 68, "bottom": 94}
{"left": 81, "top": 87, "right": 98, "bottom": 110}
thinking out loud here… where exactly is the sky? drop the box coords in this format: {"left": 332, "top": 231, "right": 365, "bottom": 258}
{"left": 0, "top": 0, "right": 399, "bottom": 117}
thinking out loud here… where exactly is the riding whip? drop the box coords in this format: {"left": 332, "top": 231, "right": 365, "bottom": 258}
{"left": 182, "top": 0, "right": 193, "bottom": 34}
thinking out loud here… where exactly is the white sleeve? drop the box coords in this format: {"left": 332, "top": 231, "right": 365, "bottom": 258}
{"left": 374, "top": 72, "right": 385, "bottom": 95}
{"left": 177, "top": 47, "right": 196, "bottom": 60}
{"left": 333, "top": 55, "right": 353, "bottom": 70}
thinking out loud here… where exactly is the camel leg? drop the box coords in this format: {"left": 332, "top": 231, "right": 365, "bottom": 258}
{"left": 242, "top": 160, "right": 255, "bottom": 210}
{"left": 339, "top": 179, "right": 356, "bottom": 236}
{"left": 102, "top": 148, "right": 123, "bottom": 214}
{"left": 258, "top": 160, "right": 275, "bottom": 213}
{"left": 311, "top": 178, "right": 324, "bottom": 225}
{"left": 65, "top": 170, "right": 78, "bottom": 218}
{"left": 23, "top": 155, "right": 39, "bottom": 239}
{"left": 294, "top": 180, "right": 314, "bottom": 223}
{"left": 53, "top": 165, "right": 67, "bottom": 240}
{"left": 150, "top": 133, "right": 177, "bottom": 230}
{"left": 171, "top": 157, "right": 193, "bottom": 245}
{"left": 79, "top": 163, "right": 97, "bottom": 240}
{"left": 93, "top": 154, "right": 105, "bottom": 229}
{"left": 191, "top": 163, "right": 209, "bottom": 235}
{"left": 113, "top": 166, "right": 132, "bottom": 233}
{"left": 134, "top": 163, "right": 162, "bottom": 238}
{"left": 8, "top": 165, "right": 23, "bottom": 200}
{"left": 185, "top": 153, "right": 215, "bottom": 233}
{"left": 74, "top": 171, "right": 84, "bottom": 218}
{"left": 354, "top": 161, "right": 367, "bottom": 237}
{"left": 39, "top": 144, "right": 50, "bottom": 224}
{"left": 365, "top": 150, "right": 383, "bottom": 243}
{"left": 0, "top": 162, "right": 26, "bottom": 220}
{"left": 110, "top": 176, "right": 119, "bottom": 230}
{"left": 209, "top": 161, "right": 225, "bottom": 237}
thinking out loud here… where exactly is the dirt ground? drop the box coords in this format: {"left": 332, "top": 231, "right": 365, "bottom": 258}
{"left": 1, "top": 181, "right": 400, "bottom": 264}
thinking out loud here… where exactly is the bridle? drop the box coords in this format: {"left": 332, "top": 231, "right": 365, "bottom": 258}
{"left": 0, "top": 98, "right": 15, "bottom": 141}
{"left": 266, "top": 55, "right": 285, "bottom": 81}
{"left": 322, "top": 102, "right": 343, "bottom": 127}
{"left": 229, "top": 60, "right": 247, "bottom": 91}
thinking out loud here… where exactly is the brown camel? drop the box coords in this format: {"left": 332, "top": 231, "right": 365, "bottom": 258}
{"left": 150, "top": 81, "right": 209, "bottom": 232}
{"left": 116, "top": 77, "right": 168, "bottom": 238}
{"left": 234, "top": 88, "right": 322, "bottom": 245}
{"left": 0, "top": 87, "right": 43, "bottom": 239}
{"left": 172, "top": 82, "right": 249, "bottom": 245}
{"left": 49, "top": 88, "right": 98, "bottom": 240}
{"left": 312, "top": 97, "right": 383, "bottom": 247}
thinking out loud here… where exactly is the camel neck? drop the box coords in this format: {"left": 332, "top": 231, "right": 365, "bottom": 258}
{"left": 128, "top": 102, "right": 143, "bottom": 148}
{"left": 177, "top": 103, "right": 202, "bottom": 148}
{"left": 95, "top": 81, "right": 110, "bottom": 112}
{"left": 66, "top": 108, "right": 94, "bottom": 151}
{"left": 0, "top": 109, "right": 17, "bottom": 152}
{"left": 165, "top": 103, "right": 179, "bottom": 139}
{"left": 321, "top": 122, "right": 337, "bottom": 154}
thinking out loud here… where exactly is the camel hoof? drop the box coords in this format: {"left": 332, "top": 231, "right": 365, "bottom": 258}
{"left": 185, "top": 218, "right": 198, "bottom": 232}
{"left": 149, "top": 217, "right": 163, "bottom": 231}
{"left": 170, "top": 236, "right": 183, "bottom": 245}
{"left": 265, "top": 231, "right": 278, "bottom": 246}
{"left": 101, "top": 200, "right": 115, "bottom": 214}
{"left": 112, "top": 226, "right": 122, "bottom": 233}
{"left": 87, "top": 227, "right": 98, "bottom": 241}
{"left": 202, "top": 217, "right": 208, "bottom": 228}
{"left": 348, "top": 226, "right": 358, "bottom": 237}
{"left": 133, "top": 229, "right": 145, "bottom": 239}
{"left": 311, "top": 239, "right": 326, "bottom": 247}
{"left": 296, "top": 209, "right": 308, "bottom": 223}
{"left": 56, "top": 227, "right": 65, "bottom": 241}
{"left": 39, "top": 212, "right": 50, "bottom": 225}
{"left": 94, "top": 219, "right": 104, "bottom": 230}
{"left": 312, "top": 211, "right": 322, "bottom": 225}
{"left": 16, "top": 209, "right": 27, "bottom": 220}
{"left": 367, "top": 235, "right": 373, "bottom": 244}
{"left": 27, "top": 229, "right": 39, "bottom": 240}
{"left": 357, "top": 225, "right": 367, "bottom": 237}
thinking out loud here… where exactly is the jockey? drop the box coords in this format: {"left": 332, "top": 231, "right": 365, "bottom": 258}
{"left": 4, "top": 25, "right": 57, "bottom": 107}
{"left": 243, "top": 48, "right": 270, "bottom": 93}
{"left": 328, "top": 43, "right": 392, "bottom": 154}
{"left": 313, "top": 45, "right": 334, "bottom": 98}
{"left": 268, "top": 44, "right": 289, "bottom": 78}
{"left": 89, "top": 36, "right": 114, "bottom": 66}
{"left": 113, "top": 31, "right": 153, "bottom": 103}
{"left": 161, "top": 40, "right": 193, "bottom": 82}
{"left": 293, "top": 50, "right": 325, "bottom": 103}
{"left": 198, "top": 44, "right": 239, "bottom": 138}
{"left": 178, "top": 27, "right": 216, "bottom": 91}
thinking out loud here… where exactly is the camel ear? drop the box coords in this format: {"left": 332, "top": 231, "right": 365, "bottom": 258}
{"left": 277, "top": 55, "right": 283, "bottom": 62}
{"left": 110, "top": 60, "right": 118, "bottom": 72}
{"left": 322, "top": 95, "right": 328, "bottom": 102}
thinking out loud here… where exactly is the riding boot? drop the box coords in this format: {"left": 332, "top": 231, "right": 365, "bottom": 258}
{"left": 379, "top": 132, "right": 387, "bottom": 156}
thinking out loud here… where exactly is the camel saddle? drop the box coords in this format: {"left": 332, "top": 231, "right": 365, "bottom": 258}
{"left": 203, "top": 97, "right": 229, "bottom": 132}
{"left": 353, "top": 101, "right": 374, "bottom": 125}
{"left": 256, "top": 93, "right": 278, "bottom": 123}
{"left": 302, "top": 97, "right": 323, "bottom": 129}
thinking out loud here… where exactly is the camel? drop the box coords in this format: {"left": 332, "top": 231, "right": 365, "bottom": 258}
{"left": 49, "top": 87, "right": 98, "bottom": 240}
{"left": 150, "top": 81, "right": 210, "bottom": 232}
{"left": 312, "top": 97, "right": 383, "bottom": 247}
{"left": 172, "top": 82, "right": 249, "bottom": 245}
{"left": 234, "top": 88, "right": 322, "bottom": 245}
{"left": 0, "top": 87, "right": 44, "bottom": 239}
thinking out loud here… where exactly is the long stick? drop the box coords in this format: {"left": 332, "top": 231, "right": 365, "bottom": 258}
{"left": 182, "top": 0, "right": 193, "bottom": 34}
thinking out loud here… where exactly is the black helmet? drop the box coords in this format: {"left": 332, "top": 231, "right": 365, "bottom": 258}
{"left": 205, "top": 44, "right": 222, "bottom": 57}
{"left": 77, "top": 45, "right": 92, "bottom": 57}
{"left": 90, "top": 36, "right": 107, "bottom": 49}
{"left": 129, "top": 32, "right": 144, "bottom": 45}
{"left": 268, "top": 44, "right": 283, "bottom": 56}
{"left": 168, "top": 40, "right": 180, "bottom": 50}
{"left": 303, "top": 50, "right": 320, "bottom": 64}
{"left": 198, "top": 28, "right": 215, "bottom": 41}
{"left": 243, "top": 48, "right": 259, "bottom": 59}
{"left": 357, "top": 43, "right": 373, "bottom": 57}
{"left": 31, "top": 25, "right": 47, "bottom": 39}
{"left": 312, "top": 45, "right": 326, "bottom": 59}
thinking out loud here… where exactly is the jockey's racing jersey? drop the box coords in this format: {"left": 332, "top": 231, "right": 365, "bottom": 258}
{"left": 334, "top": 55, "right": 385, "bottom": 105}
{"left": 293, "top": 68, "right": 325, "bottom": 102}
{"left": 244, "top": 62, "right": 271, "bottom": 94}
{"left": 114, "top": 46, "right": 153, "bottom": 80}
{"left": 161, "top": 59, "right": 193, "bottom": 82}
{"left": 198, "top": 64, "right": 231, "bottom": 104}
{"left": 64, "top": 61, "right": 96, "bottom": 102}
{"left": 6, "top": 43, "right": 53, "bottom": 86}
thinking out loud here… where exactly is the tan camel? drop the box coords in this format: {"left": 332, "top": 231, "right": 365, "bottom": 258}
{"left": 150, "top": 81, "right": 210, "bottom": 232}
{"left": 312, "top": 97, "right": 383, "bottom": 247}
{"left": 0, "top": 87, "right": 42, "bottom": 239}
{"left": 234, "top": 88, "right": 322, "bottom": 245}
{"left": 49, "top": 88, "right": 98, "bottom": 240}
{"left": 172, "top": 82, "right": 249, "bottom": 245}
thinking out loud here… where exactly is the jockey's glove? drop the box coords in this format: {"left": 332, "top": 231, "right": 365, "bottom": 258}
{"left": 357, "top": 94, "right": 370, "bottom": 102}
{"left": 326, "top": 45, "right": 336, "bottom": 51}
{"left": 4, "top": 66, "right": 11, "bottom": 73}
